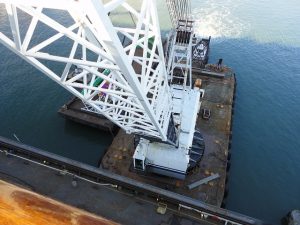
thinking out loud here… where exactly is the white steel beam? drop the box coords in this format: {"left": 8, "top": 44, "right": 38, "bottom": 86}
{"left": 104, "top": 0, "right": 125, "bottom": 14}
{"left": 0, "top": 0, "right": 175, "bottom": 142}
{"left": 5, "top": 4, "right": 21, "bottom": 50}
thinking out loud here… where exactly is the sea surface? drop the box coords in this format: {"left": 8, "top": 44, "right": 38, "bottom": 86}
{"left": 0, "top": 1, "right": 300, "bottom": 224}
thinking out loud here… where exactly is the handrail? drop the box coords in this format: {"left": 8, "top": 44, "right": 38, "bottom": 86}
{"left": 0, "top": 136, "right": 269, "bottom": 225}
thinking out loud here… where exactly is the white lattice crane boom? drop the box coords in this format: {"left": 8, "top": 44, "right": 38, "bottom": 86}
{"left": 0, "top": 0, "right": 205, "bottom": 179}
{"left": 0, "top": 0, "right": 175, "bottom": 141}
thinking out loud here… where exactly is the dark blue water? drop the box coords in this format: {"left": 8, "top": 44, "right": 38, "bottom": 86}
{"left": 0, "top": 2, "right": 300, "bottom": 224}
{"left": 0, "top": 50, "right": 113, "bottom": 165}
{"left": 0, "top": 6, "right": 113, "bottom": 166}
{"left": 210, "top": 39, "right": 300, "bottom": 223}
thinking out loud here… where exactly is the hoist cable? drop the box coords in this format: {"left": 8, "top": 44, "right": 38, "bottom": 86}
{"left": 166, "top": 0, "right": 192, "bottom": 27}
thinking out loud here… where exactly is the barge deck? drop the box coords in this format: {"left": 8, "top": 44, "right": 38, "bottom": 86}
{"left": 101, "top": 71, "right": 236, "bottom": 207}
{"left": 58, "top": 97, "right": 118, "bottom": 134}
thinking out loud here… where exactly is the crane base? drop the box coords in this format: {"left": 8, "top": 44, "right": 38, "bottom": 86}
{"left": 133, "top": 86, "right": 205, "bottom": 179}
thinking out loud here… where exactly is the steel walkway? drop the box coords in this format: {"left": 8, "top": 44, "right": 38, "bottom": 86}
{"left": 0, "top": 136, "right": 269, "bottom": 225}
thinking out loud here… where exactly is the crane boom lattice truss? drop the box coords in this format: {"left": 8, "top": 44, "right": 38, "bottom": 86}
{"left": 166, "top": 0, "right": 192, "bottom": 28}
{"left": 0, "top": 0, "right": 205, "bottom": 179}
{"left": 166, "top": 0, "right": 194, "bottom": 89}
{"left": 0, "top": 0, "right": 174, "bottom": 142}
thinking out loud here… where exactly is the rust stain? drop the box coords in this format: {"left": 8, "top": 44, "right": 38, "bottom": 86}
{"left": 0, "top": 180, "right": 118, "bottom": 225}
{"left": 12, "top": 191, "right": 73, "bottom": 224}
{"left": 77, "top": 215, "right": 113, "bottom": 225}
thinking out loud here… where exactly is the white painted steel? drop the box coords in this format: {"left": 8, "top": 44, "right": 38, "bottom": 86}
{"left": 166, "top": 0, "right": 192, "bottom": 28}
{"left": 0, "top": 0, "right": 205, "bottom": 178}
{"left": 0, "top": 0, "right": 173, "bottom": 141}
{"left": 133, "top": 87, "right": 203, "bottom": 178}
{"left": 167, "top": 20, "right": 194, "bottom": 90}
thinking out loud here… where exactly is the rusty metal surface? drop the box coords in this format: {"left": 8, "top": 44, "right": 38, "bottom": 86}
{"left": 0, "top": 180, "right": 118, "bottom": 225}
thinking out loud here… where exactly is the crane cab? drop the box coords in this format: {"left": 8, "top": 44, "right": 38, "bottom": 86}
{"left": 133, "top": 144, "right": 146, "bottom": 171}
